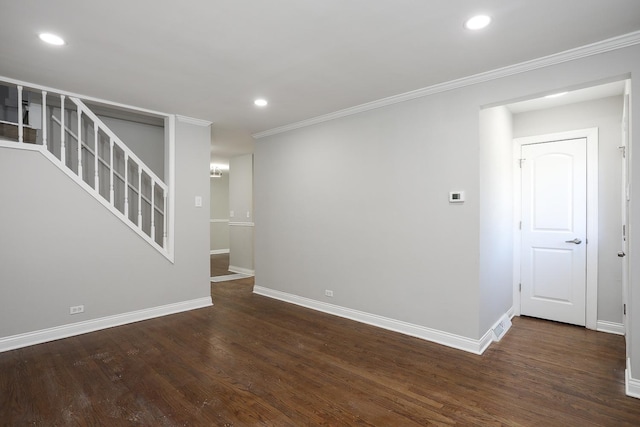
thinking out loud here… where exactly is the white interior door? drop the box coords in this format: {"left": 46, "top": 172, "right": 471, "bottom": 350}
{"left": 520, "top": 138, "right": 587, "bottom": 326}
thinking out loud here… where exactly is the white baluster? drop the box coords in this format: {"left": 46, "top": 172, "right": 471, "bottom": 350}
{"left": 151, "top": 181, "right": 156, "bottom": 240}
{"left": 163, "top": 190, "right": 167, "bottom": 249}
{"left": 41, "top": 91, "right": 47, "bottom": 149}
{"left": 17, "top": 86, "right": 23, "bottom": 143}
{"left": 93, "top": 125, "right": 99, "bottom": 191}
{"left": 124, "top": 154, "right": 129, "bottom": 218}
{"left": 60, "top": 95, "right": 66, "bottom": 163}
{"left": 109, "top": 138, "right": 114, "bottom": 205}
{"left": 77, "top": 107, "right": 82, "bottom": 178}
{"left": 137, "top": 168, "right": 143, "bottom": 228}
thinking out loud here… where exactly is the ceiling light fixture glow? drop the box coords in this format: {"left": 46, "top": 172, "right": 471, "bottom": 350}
{"left": 210, "top": 167, "right": 223, "bottom": 178}
{"left": 210, "top": 163, "right": 229, "bottom": 171}
{"left": 465, "top": 15, "right": 491, "bottom": 30}
{"left": 254, "top": 98, "right": 268, "bottom": 107}
{"left": 545, "top": 91, "right": 568, "bottom": 99}
{"left": 39, "top": 33, "right": 65, "bottom": 46}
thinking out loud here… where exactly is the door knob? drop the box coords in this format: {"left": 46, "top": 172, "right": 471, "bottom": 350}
{"left": 565, "top": 238, "right": 582, "bottom": 244}
{"left": 618, "top": 251, "right": 626, "bottom": 258}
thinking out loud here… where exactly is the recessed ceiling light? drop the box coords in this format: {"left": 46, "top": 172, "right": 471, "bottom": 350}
{"left": 39, "top": 33, "right": 65, "bottom": 46}
{"left": 254, "top": 98, "right": 268, "bottom": 107}
{"left": 465, "top": 15, "right": 491, "bottom": 30}
{"left": 545, "top": 91, "right": 568, "bottom": 98}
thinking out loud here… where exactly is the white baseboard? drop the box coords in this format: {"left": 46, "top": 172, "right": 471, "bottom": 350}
{"left": 211, "top": 273, "right": 252, "bottom": 283}
{"left": 254, "top": 286, "right": 509, "bottom": 355}
{"left": 490, "top": 311, "right": 513, "bottom": 342}
{"left": 210, "top": 249, "right": 230, "bottom": 255}
{"left": 596, "top": 320, "right": 625, "bottom": 335}
{"left": 229, "top": 265, "right": 255, "bottom": 276}
{"left": 626, "top": 358, "right": 640, "bottom": 399}
{"left": 0, "top": 297, "right": 212, "bottom": 353}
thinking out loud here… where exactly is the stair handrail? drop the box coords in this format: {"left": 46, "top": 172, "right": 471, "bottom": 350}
{"left": 1, "top": 79, "right": 172, "bottom": 258}
{"left": 69, "top": 97, "right": 168, "bottom": 249}
{"left": 70, "top": 97, "right": 167, "bottom": 192}
{"left": 50, "top": 114, "right": 165, "bottom": 216}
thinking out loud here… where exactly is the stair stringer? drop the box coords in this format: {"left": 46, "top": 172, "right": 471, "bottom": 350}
{"left": 0, "top": 139, "right": 174, "bottom": 262}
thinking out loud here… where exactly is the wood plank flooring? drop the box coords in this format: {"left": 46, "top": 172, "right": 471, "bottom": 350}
{"left": 2, "top": 276, "right": 640, "bottom": 425}
{"left": 210, "top": 253, "right": 231, "bottom": 277}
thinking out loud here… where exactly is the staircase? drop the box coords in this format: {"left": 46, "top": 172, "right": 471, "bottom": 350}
{"left": 0, "top": 80, "right": 173, "bottom": 261}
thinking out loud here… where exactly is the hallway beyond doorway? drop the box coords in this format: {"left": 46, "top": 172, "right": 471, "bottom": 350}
{"left": 210, "top": 253, "right": 253, "bottom": 282}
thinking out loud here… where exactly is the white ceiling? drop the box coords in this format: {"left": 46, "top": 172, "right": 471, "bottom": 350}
{"left": 1, "top": 1, "right": 639, "bottom": 161}
{"left": 506, "top": 80, "right": 627, "bottom": 114}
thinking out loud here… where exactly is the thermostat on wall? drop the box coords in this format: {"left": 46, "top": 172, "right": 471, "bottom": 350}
{"left": 449, "top": 191, "right": 465, "bottom": 203}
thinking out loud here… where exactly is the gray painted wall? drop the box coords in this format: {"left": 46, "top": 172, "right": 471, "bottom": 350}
{"left": 99, "top": 116, "right": 165, "bottom": 178}
{"left": 0, "top": 118, "right": 211, "bottom": 338}
{"left": 256, "top": 94, "right": 482, "bottom": 338}
{"left": 229, "top": 154, "right": 254, "bottom": 272}
{"left": 479, "top": 106, "right": 514, "bottom": 336}
{"left": 210, "top": 173, "right": 230, "bottom": 252}
{"left": 513, "top": 95, "right": 624, "bottom": 324}
{"left": 254, "top": 41, "right": 640, "bottom": 377}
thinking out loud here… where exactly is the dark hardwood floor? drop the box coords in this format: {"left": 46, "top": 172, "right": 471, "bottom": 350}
{"left": 210, "top": 253, "right": 231, "bottom": 277}
{"left": 2, "top": 277, "right": 640, "bottom": 425}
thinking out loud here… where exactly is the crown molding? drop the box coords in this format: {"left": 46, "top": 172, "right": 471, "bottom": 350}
{"left": 253, "top": 30, "right": 640, "bottom": 139}
{"left": 176, "top": 115, "right": 213, "bottom": 127}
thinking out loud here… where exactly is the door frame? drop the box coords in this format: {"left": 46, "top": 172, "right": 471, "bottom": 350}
{"left": 622, "top": 81, "right": 631, "bottom": 344}
{"left": 512, "top": 127, "right": 599, "bottom": 329}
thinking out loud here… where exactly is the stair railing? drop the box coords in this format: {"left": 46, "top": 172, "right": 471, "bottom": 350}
{"left": 6, "top": 84, "right": 170, "bottom": 257}
{"left": 50, "top": 114, "right": 167, "bottom": 245}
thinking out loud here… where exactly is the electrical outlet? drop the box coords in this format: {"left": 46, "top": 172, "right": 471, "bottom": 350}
{"left": 69, "top": 305, "right": 84, "bottom": 315}
{"left": 325, "top": 290, "right": 334, "bottom": 297}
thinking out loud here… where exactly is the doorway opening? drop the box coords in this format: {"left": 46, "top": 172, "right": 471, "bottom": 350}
{"left": 485, "top": 78, "right": 629, "bottom": 334}
{"left": 513, "top": 128, "right": 598, "bottom": 327}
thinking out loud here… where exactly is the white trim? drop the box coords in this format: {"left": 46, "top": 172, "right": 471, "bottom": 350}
{"left": 210, "top": 219, "right": 230, "bottom": 223}
{"left": 254, "top": 286, "right": 510, "bottom": 355}
{"left": 596, "top": 320, "right": 625, "bottom": 335}
{"left": 253, "top": 31, "right": 640, "bottom": 139}
{"left": 0, "top": 119, "right": 36, "bottom": 128}
{"left": 0, "top": 297, "right": 212, "bottom": 353}
{"left": 229, "top": 265, "right": 255, "bottom": 276}
{"left": 210, "top": 249, "right": 230, "bottom": 255}
{"left": 626, "top": 359, "right": 640, "bottom": 399}
{"left": 211, "top": 273, "right": 252, "bottom": 282}
{"left": 70, "top": 98, "right": 167, "bottom": 188}
{"left": 513, "top": 128, "right": 599, "bottom": 329}
{"left": 166, "top": 115, "right": 176, "bottom": 261}
{"left": 476, "top": 329, "right": 495, "bottom": 355}
{"left": 229, "top": 221, "right": 255, "bottom": 227}
{"left": 1, "top": 141, "right": 174, "bottom": 261}
{"left": 0, "top": 139, "right": 41, "bottom": 151}
{"left": 512, "top": 141, "right": 522, "bottom": 316}
{"left": 176, "top": 115, "right": 212, "bottom": 127}
{"left": 0, "top": 75, "right": 170, "bottom": 118}
{"left": 585, "top": 129, "right": 599, "bottom": 330}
